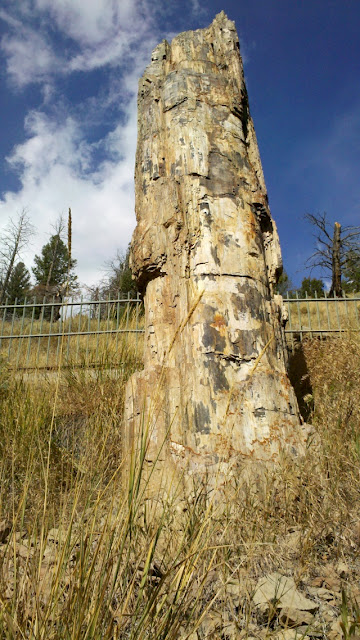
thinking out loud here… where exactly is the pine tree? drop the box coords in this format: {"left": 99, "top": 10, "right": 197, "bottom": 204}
{"left": 342, "top": 250, "right": 360, "bottom": 293}
{"left": 275, "top": 270, "right": 293, "bottom": 296}
{"left": 32, "top": 234, "right": 77, "bottom": 290}
{"left": 298, "top": 277, "right": 324, "bottom": 298}
{"left": 5, "top": 262, "right": 31, "bottom": 303}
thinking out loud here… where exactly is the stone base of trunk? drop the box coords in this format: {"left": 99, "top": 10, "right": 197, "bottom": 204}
{"left": 123, "top": 364, "right": 310, "bottom": 502}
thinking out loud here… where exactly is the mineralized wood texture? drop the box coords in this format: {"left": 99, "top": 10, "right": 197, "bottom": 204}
{"left": 125, "top": 12, "right": 306, "bottom": 481}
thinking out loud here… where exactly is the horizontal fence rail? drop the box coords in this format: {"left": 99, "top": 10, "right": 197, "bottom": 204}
{"left": 0, "top": 292, "right": 144, "bottom": 371}
{"left": 0, "top": 292, "right": 359, "bottom": 370}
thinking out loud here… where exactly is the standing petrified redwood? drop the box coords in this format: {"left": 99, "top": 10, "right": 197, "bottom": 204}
{"left": 125, "top": 12, "right": 306, "bottom": 483}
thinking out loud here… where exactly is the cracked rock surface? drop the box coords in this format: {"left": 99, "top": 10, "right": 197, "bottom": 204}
{"left": 125, "top": 12, "right": 307, "bottom": 485}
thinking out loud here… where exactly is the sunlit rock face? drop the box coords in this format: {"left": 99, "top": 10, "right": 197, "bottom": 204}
{"left": 124, "top": 12, "right": 306, "bottom": 485}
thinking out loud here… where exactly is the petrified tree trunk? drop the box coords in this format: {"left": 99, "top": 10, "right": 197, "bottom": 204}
{"left": 125, "top": 12, "right": 306, "bottom": 487}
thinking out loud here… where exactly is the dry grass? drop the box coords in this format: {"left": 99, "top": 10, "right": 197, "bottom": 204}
{"left": 0, "top": 329, "right": 359, "bottom": 638}
{"left": 0, "top": 307, "right": 144, "bottom": 370}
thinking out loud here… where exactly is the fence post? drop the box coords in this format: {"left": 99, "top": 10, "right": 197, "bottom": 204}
{"left": 355, "top": 295, "right": 360, "bottom": 331}
{"left": 0, "top": 297, "right": 9, "bottom": 352}
{"left": 125, "top": 291, "right": 131, "bottom": 352}
{"left": 305, "top": 291, "right": 312, "bottom": 338}
{"left": 295, "top": 290, "right": 302, "bottom": 342}
{"left": 95, "top": 297, "right": 101, "bottom": 365}
{"left": 105, "top": 290, "right": 111, "bottom": 359}
{"left": 66, "top": 295, "right": 74, "bottom": 362}
{"left": 115, "top": 291, "right": 121, "bottom": 353}
{"left": 315, "top": 290, "right": 321, "bottom": 333}
{"left": 85, "top": 299, "right": 92, "bottom": 366}
{"left": 334, "top": 292, "right": 341, "bottom": 332}
{"left": 342, "top": 289, "right": 349, "bottom": 328}
{"left": 16, "top": 295, "right": 28, "bottom": 368}
{"left": 36, "top": 297, "right": 46, "bottom": 367}
{"left": 26, "top": 297, "right": 36, "bottom": 365}
{"left": 46, "top": 295, "right": 55, "bottom": 368}
{"left": 76, "top": 295, "right": 84, "bottom": 366}
{"left": 56, "top": 301, "right": 64, "bottom": 365}
{"left": 135, "top": 291, "right": 141, "bottom": 358}
{"left": 325, "top": 289, "right": 331, "bottom": 332}
{"left": 8, "top": 298, "right": 18, "bottom": 360}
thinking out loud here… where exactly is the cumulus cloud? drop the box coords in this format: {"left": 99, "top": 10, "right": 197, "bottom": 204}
{"left": 0, "top": 0, "right": 162, "bottom": 286}
{"left": 1, "top": 102, "right": 138, "bottom": 286}
{"left": 0, "top": 0, "right": 202, "bottom": 286}
{"left": 1, "top": 23, "right": 60, "bottom": 87}
{"left": 34, "top": 0, "right": 134, "bottom": 45}
{"left": 0, "top": 0, "right": 155, "bottom": 86}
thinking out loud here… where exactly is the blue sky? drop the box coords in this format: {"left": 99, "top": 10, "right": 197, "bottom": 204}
{"left": 0, "top": 0, "right": 359, "bottom": 288}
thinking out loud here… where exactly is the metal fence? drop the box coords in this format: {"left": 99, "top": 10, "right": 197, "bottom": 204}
{"left": 284, "top": 292, "right": 360, "bottom": 350}
{"left": 0, "top": 293, "right": 144, "bottom": 370}
{"left": 1, "top": 292, "right": 359, "bottom": 370}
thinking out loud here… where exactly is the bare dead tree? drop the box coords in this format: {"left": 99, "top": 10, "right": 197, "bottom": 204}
{"left": 82, "top": 284, "right": 102, "bottom": 319}
{"left": 305, "top": 212, "right": 360, "bottom": 297}
{"left": 45, "top": 216, "right": 66, "bottom": 288}
{"left": 0, "top": 209, "right": 35, "bottom": 304}
{"left": 102, "top": 245, "right": 137, "bottom": 298}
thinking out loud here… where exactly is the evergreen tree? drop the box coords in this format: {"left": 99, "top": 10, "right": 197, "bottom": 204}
{"left": 298, "top": 277, "right": 324, "bottom": 298}
{"left": 275, "top": 270, "right": 293, "bottom": 296}
{"left": 32, "top": 234, "right": 77, "bottom": 290}
{"left": 5, "top": 262, "right": 31, "bottom": 303}
{"left": 342, "top": 249, "right": 360, "bottom": 293}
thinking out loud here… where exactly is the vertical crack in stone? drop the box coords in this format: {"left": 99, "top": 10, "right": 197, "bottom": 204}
{"left": 124, "top": 12, "right": 307, "bottom": 489}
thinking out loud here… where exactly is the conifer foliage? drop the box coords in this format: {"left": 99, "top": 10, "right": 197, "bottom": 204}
{"left": 5, "top": 262, "right": 31, "bottom": 303}
{"left": 32, "top": 234, "right": 77, "bottom": 290}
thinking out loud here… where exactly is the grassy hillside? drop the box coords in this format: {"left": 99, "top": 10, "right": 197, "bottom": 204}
{"left": 0, "top": 331, "right": 359, "bottom": 638}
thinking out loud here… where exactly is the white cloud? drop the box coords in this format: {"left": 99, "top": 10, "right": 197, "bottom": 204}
{"left": 35, "top": 0, "right": 137, "bottom": 46}
{"left": 1, "top": 27, "right": 60, "bottom": 87}
{"left": 0, "top": 0, "right": 155, "bottom": 86}
{"left": 64, "top": 0, "right": 155, "bottom": 73}
{"left": 0, "top": 0, "right": 201, "bottom": 287}
{"left": 0, "top": 9, "right": 23, "bottom": 30}
{"left": 0, "top": 99, "right": 138, "bottom": 286}
{"left": 0, "top": 0, "right": 156, "bottom": 286}
{"left": 189, "top": 0, "right": 208, "bottom": 18}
